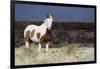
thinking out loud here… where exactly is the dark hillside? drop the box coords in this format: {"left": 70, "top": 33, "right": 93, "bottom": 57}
{"left": 15, "top": 21, "right": 95, "bottom": 47}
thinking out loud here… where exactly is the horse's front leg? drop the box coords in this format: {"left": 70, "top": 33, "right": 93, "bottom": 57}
{"left": 46, "top": 42, "right": 50, "bottom": 54}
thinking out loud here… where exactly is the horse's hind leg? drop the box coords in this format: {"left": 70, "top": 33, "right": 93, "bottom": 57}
{"left": 38, "top": 43, "right": 41, "bottom": 53}
{"left": 25, "top": 41, "right": 29, "bottom": 48}
{"left": 37, "top": 43, "right": 42, "bottom": 56}
{"left": 24, "top": 31, "right": 30, "bottom": 48}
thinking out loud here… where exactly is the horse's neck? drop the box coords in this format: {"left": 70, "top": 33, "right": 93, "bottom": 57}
{"left": 40, "top": 18, "right": 53, "bottom": 30}
{"left": 40, "top": 22, "right": 47, "bottom": 29}
{"left": 44, "top": 18, "right": 53, "bottom": 30}
{"left": 47, "top": 21, "right": 52, "bottom": 30}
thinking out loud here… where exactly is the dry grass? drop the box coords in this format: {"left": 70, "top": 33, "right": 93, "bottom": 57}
{"left": 15, "top": 43, "right": 94, "bottom": 65}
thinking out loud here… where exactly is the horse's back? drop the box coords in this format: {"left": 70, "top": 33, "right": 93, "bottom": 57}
{"left": 24, "top": 25, "right": 37, "bottom": 32}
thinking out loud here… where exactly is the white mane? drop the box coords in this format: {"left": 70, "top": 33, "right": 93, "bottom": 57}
{"left": 43, "top": 16, "right": 53, "bottom": 30}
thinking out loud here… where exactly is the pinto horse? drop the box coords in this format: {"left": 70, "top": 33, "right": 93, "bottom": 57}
{"left": 24, "top": 14, "right": 53, "bottom": 53}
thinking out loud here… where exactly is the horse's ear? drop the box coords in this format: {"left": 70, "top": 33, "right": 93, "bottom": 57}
{"left": 47, "top": 15, "right": 49, "bottom": 18}
{"left": 51, "top": 14, "right": 53, "bottom": 18}
{"left": 51, "top": 14, "right": 53, "bottom": 17}
{"left": 47, "top": 14, "right": 53, "bottom": 18}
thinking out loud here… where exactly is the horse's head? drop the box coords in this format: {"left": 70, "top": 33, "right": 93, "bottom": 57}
{"left": 45, "top": 14, "right": 53, "bottom": 30}
{"left": 47, "top": 14, "right": 53, "bottom": 19}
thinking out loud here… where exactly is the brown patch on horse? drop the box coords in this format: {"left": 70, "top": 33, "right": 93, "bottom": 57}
{"left": 24, "top": 31, "right": 32, "bottom": 43}
{"left": 37, "top": 32, "right": 40, "bottom": 39}
{"left": 40, "top": 29, "right": 52, "bottom": 44}
{"left": 30, "top": 29, "right": 35, "bottom": 38}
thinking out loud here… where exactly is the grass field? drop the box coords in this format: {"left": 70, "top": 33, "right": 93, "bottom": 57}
{"left": 15, "top": 21, "right": 95, "bottom": 65}
{"left": 15, "top": 43, "right": 94, "bottom": 65}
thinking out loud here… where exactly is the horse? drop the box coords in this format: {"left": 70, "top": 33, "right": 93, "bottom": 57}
{"left": 24, "top": 14, "right": 53, "bottom": 53}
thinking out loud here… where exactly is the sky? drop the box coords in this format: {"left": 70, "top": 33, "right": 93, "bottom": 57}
{"left": 15, "top": 4, "right": 95, "bottom": 22}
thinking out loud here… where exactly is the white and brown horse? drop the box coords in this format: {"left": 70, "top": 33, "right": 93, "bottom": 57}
{"left": 24, "top": 14, "right": 53, "bottom": 53}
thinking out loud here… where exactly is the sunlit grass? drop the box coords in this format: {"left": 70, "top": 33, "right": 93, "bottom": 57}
{"left": 15, "top": 43, "right": 94, "bottom": 65}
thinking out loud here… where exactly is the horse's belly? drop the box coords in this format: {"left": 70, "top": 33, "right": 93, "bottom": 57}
{"left": 30, "top": 35, "right": 39, "bottom": 43}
